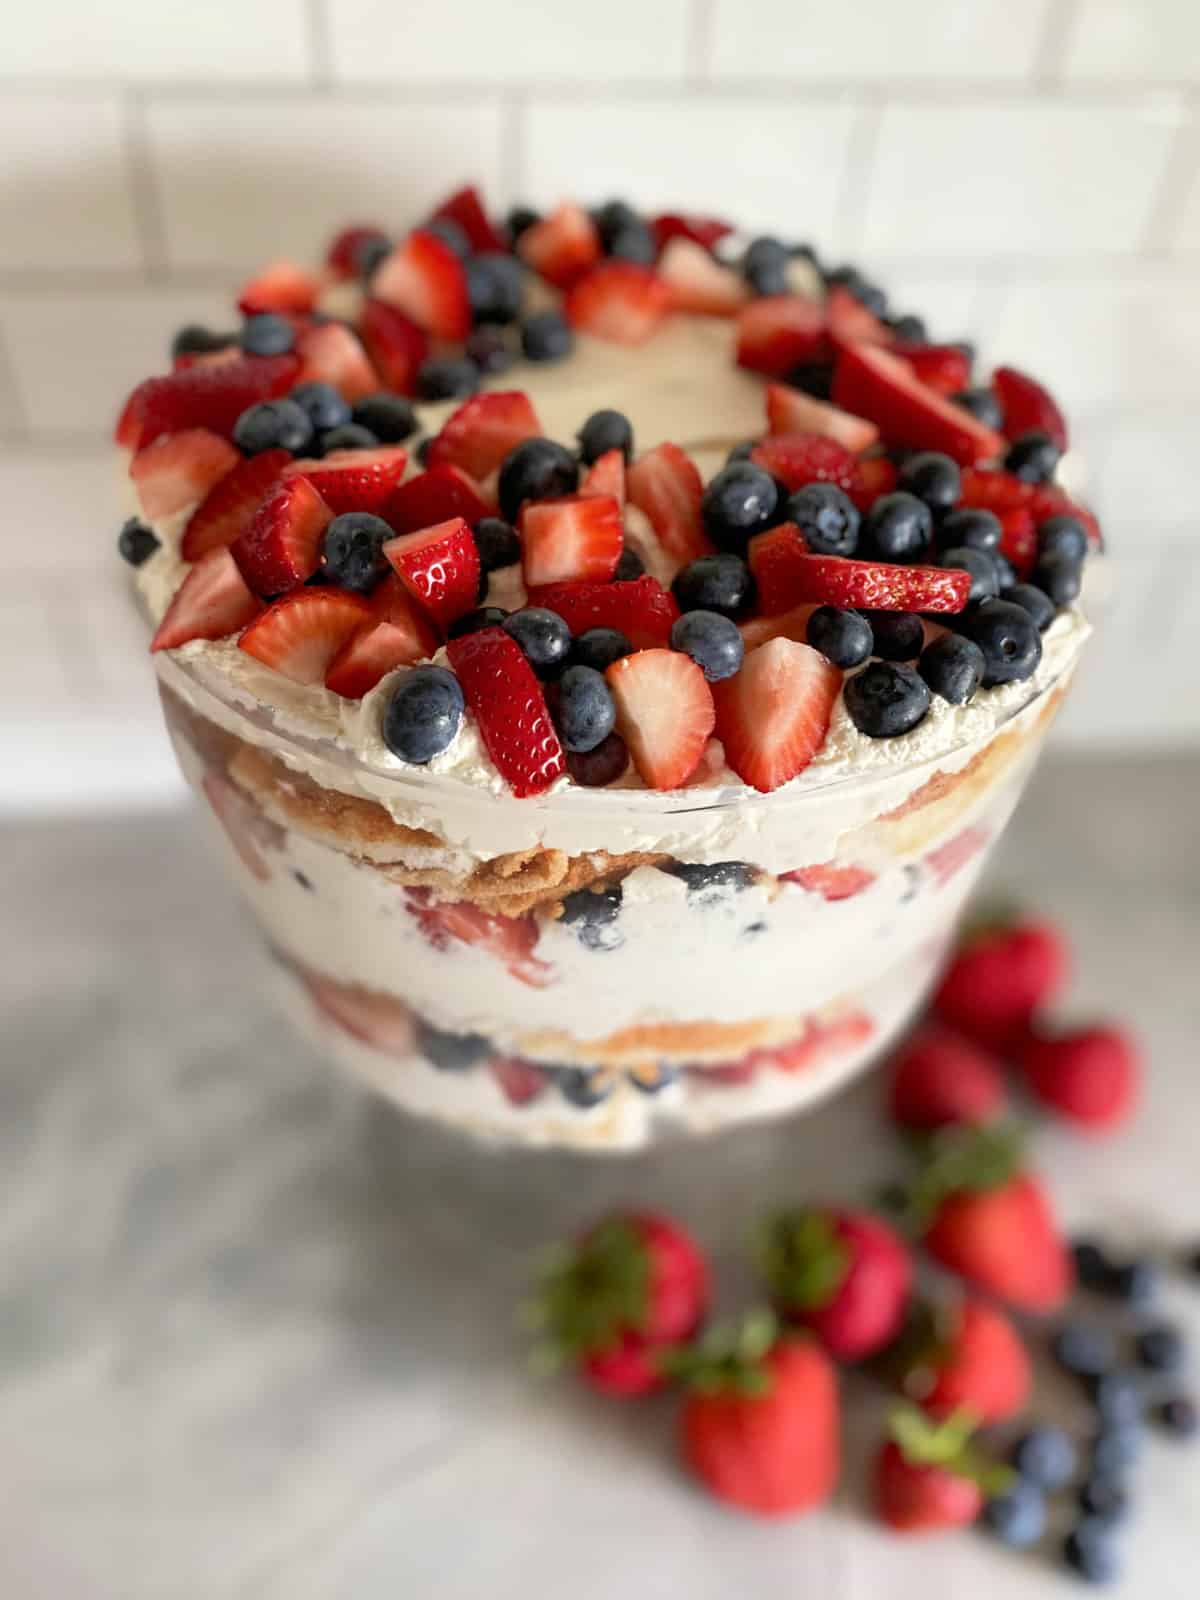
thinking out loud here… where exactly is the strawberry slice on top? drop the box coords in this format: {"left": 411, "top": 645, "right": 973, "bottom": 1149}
{"left": 580, "top": 448, "right": 625, "bottom": 507}
{"left": 650, "top": 212, "right": 734, "bottom": 253}
{"left": 115, "top": 353, "right": 299, "bottom": 450}
{"left": 425, "top": 391, "right": 542, "bottom": 481}
{"left": 382, "top": 463, "right": 490, "bottom": 537}
{"left": 657, "top": 237, "right": 748, "bottom": 317}
{"left": 565, "top": 262, "right": 671, "bottom": 346}
{"left": 606, "top": 648, "right": 716, "bottom": 791}
{"left": 893, "top": 342, "right": 972, "bottom": 396}
{"left": 625, "top": 441, "right": 711, "bottom": 570}
{"left": 749, "top": 534, "right": 972, "bottom": 616}
{"left": 324, "top": 582, "right": 436, "bottom": 698}
{"left": 993, "top": 365, "right": 1069, "bottom": 452}
{"left": 282, "top": 446, "right": 409, "bottom": 516}
{"left": 129, "top": 428, "right": 239, "bottom": 520}
{"left": 325, "top": 222, "right": 388, "bottom": 280}
{"left": 371, "top": 229, "right": 471, "bottom": 342}
{"left": 181, "top": 448, "right": 290, "bottom": 560}
{"left": 527, "top": 576, "right": 679, "bottom": 651}
{"left": 764, "top": 383, "right": 879, "bottom": 452}
{"left": 238, "top": 588, "right": 372, "bottom": 685}
{"left": 520, "top": 493, "right": 623, "bottom": 587}
{"left": 382, "top": 516, "right": 480, "bottom": 628}
{"left": 749, "top": 432, "right": 860, "bottom": 495}
{"left": 516, "top": 201, "right": 601, "bottom": 290}
{"left": 832, "top": 342, "right": 1004, "bottom": 466}
{"left": 358, "top": 299, "right": 429, "bottom": 395}
{"left": 445, "top": 627, "right": 566, "bottom": 798}
{"left": 825, "top": 284, "right": 894, "bottom": 348}
{"left": 735, "top": 295, "right": 827, "bottom": 377}
{"left": 429, "top": 183, "right": 506, "bottom": 254}
{"left": 294, "top": 322, "right": 381, "bottom": 401}
{"left": 231, "top": 474, "right": 334, "bottom": 598}
{"left": 712, "top": 637, "right": 841, "bottom": 793}
{"left": 236, "top": 260, "right": 320, "bottom": 316}
{"left": 151, "top": 547, "right": 263, "bottom": 652}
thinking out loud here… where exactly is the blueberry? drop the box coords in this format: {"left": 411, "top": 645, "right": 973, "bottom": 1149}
{"left": 607, "top": 222, "right": 656, "bottom": 264}
{"left": 502, "top": 607, "right": 571, "bottom": 678}
{"left": 1033, "top": 551, "right": 1083, "bottom": 609}
{"left": 919, "top": 632, "right": 985, "bottom": 704}
{"left": 862, "top": 492, "right": 933, "bottom": 563}
{"left": 806, "top": 606, "right": 873, "bottom": 668}
{"left": 786, "top": 361, "right": 835, "bottom": 400}
{"left": 991, "top": 552, "right": 1018, "bottom": 592}
{"left": 290, "top": 380, "right": 352, "bottom": 432}
{"left": 937, "top": 507, "right": 1002, "bottom": 553}
{"left": 864, "top": 609, "right": 925, "bottom": 661}
{"left": 666, "top": 862, "right": 757, "bottom": 897}
{"left": 1006, "top": 582, "right": 1056, "bottom": 632}
{"left": 591, "top": 199, "right": 642, "bottom": 251}
{"left": 843, "top": 661, "right": 931, "bottom": 738}
{"left": 566, "top": 731, "right": 629, "bottom": 787}
{"left": 1079, "top": 1476, "right": 1130, "bottom": 1526}
{"left": 415, "top": 436, "right": 434, "bottom": 466}
{"left": 900, "top": 451, "right": 961, "bottom": 513}
{"left": 473, "top": 517, "right": 521, "bottom": 573}
{"left": 1156, "top": 1395, "right": 1198, "bottom": 1438}
{"left": 464, "top": 326, "right": 515, "bottom": 375}
{"left": 960, "top": 599, "right": 1043, "bottom": 687}
{"left": 941, "top": 545, "right": 1000, "bottom": 605}
{"left": 725, "top": 439, "right": 758, "bottom": 464}
{"left": 465, "top": 251, "right": 525, "bottom": 324}
{"left": 826, "top": 265, "right": 888, "bottom": 316}
{"left": 318, "top": 423, "right": 379, "bottom": 453}
{"left": 558, "top": 1068, "right": 613, "bottom": 1108}
{"left": 982, "top": 1482, "right": 1047, "bottom": 1548}
{"left": 577, "top": 408, "right": 633, "bottom": 465}
{"left": 571, "top": 627, "right": 633, "bottom": 673}
{"left": 382, "top": 666, "right": 464, "bottom": 764}
{"left": 889, "top": 313, "right": 928, "bottom": 344}
{"left": 417, "top": 1019, "right": 491, "bottom": 1070}
{"left": 320, "top": 511, "right": 392, "bottom": 593}
{"left": 1091, "top": 1422, "right": 1144, "bottom": 1474}
{"left": 117, "top": 517, "right": 159, "bottom": 566}
{"left": 786, "top": 482, "right": 860, "bottom": 557}
{"left": 613, "top": 546, "right": 645, "bottom": 581}
{"left": 355, "top": 233, "right": 392, "bottom": 280}
{"left": 1074, "top": 1237, "right": 1117, "bottom": 1292}
{"left": 171, "top": 324, "right": 233, "bottom": 360}
{"left": 1006, "top": 429, "right": 1061, "bottom": 485}
{"left": 1109, "top": 1257, "right": 1160, "bottom": 1306}
{"left": 239, "top": 312, "right": 295, "bottom": 356}
{"left": 1137, "top": 1323, "right": 1187, "bottom": 1373}
{"left": 521, "top": 310, "right": 574, "bottom": 362}
{"left": 951, "top": 386, "right": 1003, "bottom": 430}
{"left": 670, "top": 610, "right": 744, "bottom": 682}
{"left": 1055, "top": 1321, "right": 1119, "bottom": 1380}
{"left": 447, "top": 605, "right": 509, "bottom": 639}
{"left": 743, "top": 236, "right": 791, "bottom": 296}
{"left": 1012, "top": 1425, "right": 1077, "bottom": 1491}
{"left": 424, "top": 216, "right": 471, "bottom": 260}
{"left": 554, "top": 664, "right": 616, "bottom": 752}
{"left": 1090, "top": 1371, "right": 1142, "bottom": 1425}
{"left": 505, "top": 205, "right": 540, "bottom": 244}
{"left": 498, "top": 437, "right": 579, "bottom": 522}
{"left": 351, "top": 392, "right": 416, "bottom": 443}
{"left": 673, "top": 553, "right": 755, "bottom": 617}
{"left": 234, "top": 398, "right": 314, "bottom": 456}
{"left": 1064, "top": 1519, "right": 1120, "bottom": 1585}
{"left": 559, "top": 885, "right": 623, "bottom": 951}
{"left": 1038, "top": 513, "right": 1089, "bottom": 563}
{"left": 415, "top": 357, "right": 478, "bottom": 401}
{"left": 701, "top": 463, "right": 785, "bottom": 553}
{"left": 631, "top": 1064, "right": 680, "bottom": 1095}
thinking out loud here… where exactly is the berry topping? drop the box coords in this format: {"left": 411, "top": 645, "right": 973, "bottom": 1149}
{"left": 742, "top": 235, "right": 791, "bottom": 296}
{"left": 579, "top": 447, "right": 626, "bottom": 505}
{"left": 238, "top": 587, "right": 372, "bottom": 684}
{"left": 294, "top": 322, "right": 381, "bottom": 402}
{"left": 552, "top": 664, "right": 617, "bottom": 753}
{"left": 566, "top": 731, "right": 629, "bottom": 787}
{"left": 806, "top": 605, "right": 873, "bottom": 668}
{"left": 832, "top": 342, "right": 1005, "bottom": 465}
{"left": 520, "top": 493, "right": 623, "bottom": 587}
{"left": 117, "top": 516, "right": 159, "bottom": 567}
{"left": 383, "top": 463, "right": 490, "bottom": 535}
{"left": 749, "top": 538, "right": 971, "bottom": 617}
{"left": 233, "top": 397, "right": 314, "bottom": 456}
{"left": 650, "top": 211, "right": 733, "bottom": 253}
{"left": 446, "top": 626, "right": 566, "bottom": 797}
{"left": 899, "top": 451, "right": 961, "bottom": 513}
{"left": 847, "top": 454, "right": 899, "bottom": 511}
{"left": 712, "top": 637, "right": 840, "bottom": 792}
{"left": 825, "top": 282, "right": 893, "bottom": 346}
{"left": 318, "top": 422, "right": 379, "bottom": 452}
{"left": 952, "top": 386, "right": 1004, "bottom": 429}
{"left": 993, "top": 365, "right": 1069, "bottom": 451}
{"left": 577, "top": 408, "right": 634, "bottom": 465}
{"left": 673, "top": 552, "right": 755, "bottom": 618}
{"left": 863, "top": 608, "right": 924, "bottom": 660}
{"left": 429, "top": 184, "right": 506, "bottom": 255}
{"left": 371, "top": 229, "right": 471, "bottom": 341}
{"left": 919, "top": 632, "right": 985, "bottom": 704}
{"left": 497, "top": 436, "right": 579, "bottom": 523}
{"left": 1005, "top": 429, "right": 1061, "bottom": 484}
{"left": 115, "top": 353, "right": 299, "bottom": 450}
{"left": 528, "top": 576, "right": 679, "bottom": 650}
{"left": 605, "top": 648, "right": 715, "bottom": 790}
{"left": 239, "top": 312, "right": 295, "bottom": 358}
{"left": 324, "top": 579, "right": 438, "bottom": 699}
{"left": 231, "top": 474, "right": 333, "bottom": 596}
{"left": 1032, "top": 550, "right": 1082, "bottom": 608}
{"left": 959, "top": 598, "right": 1043, "bottom": 686}
{"left": 1005, "top": 581, "right": 1055, "bottom": 632}
{"left": 280, "top": 444, "right": 409, "bottom": 518}
{"left": 427, "top": 391, "right": 542, "bottom": 484}
{"left": 502, "top": 606, "right": 572, "bottom": 678}
{"left": 171, "top": 324, "right": 234, "bottom": 361}
{"left": 468, "top": 516, "right": 518, "bottom": 576}
{"left": 413, "top": 356, "right": 476, "bottom": 401}
{"left": 290, "top": 380, "right": 352, "bottom": 432}
{"left": 447, "top": 605, "right": 509, "bottom": 639}
{"left": 893, "top": 342, "right": 972, "bottom": 395}
{"left": 942, "top": 545, "right": 1001, "bottom": 606}
{"left": 129, "top": 428, "right": 239, "bottom": 520}
{"left": 873, "top": 1412, "right": 996, "bottom": 1534}
{"left": 735, "top": 295, "right": 826, "bottom": 377}
{"left": 785, "top": 482, "right": 861, "bottom": 557}
{"left": 381, "top": 665, "right": 465, "bottom": 763}
{"left": 235, "top": 260, "right": 318, "bottom": 316}
{"left": 383, "top": 515, "right": 480, "bottom": 628}
{"left": 613, "top": 546, "right": 644, "bottom": 580}
{"left": 982, "top": 1483, "right": 1047, "bottom": 1549}
{"left": 670, "top": 609, "right": 744, "bottom": 683}
{"left": 861, "top": 491, "right": 933, "bottom": 563}
{"left": 150, "top": 547, "right": 263, "bottom": 652}
{"left": 351, "top": 393, "right": 416, "bottom": 444}
{"left": 516, "top": 201, "right": 601, "bottom": 290}
{"left": 565, "top": 261, "right": 671, "bottom": 345}
{"left": 763, "top": 382, "right": 879, "bottom": 451}
{"left": 701, "top": 462, "right": 785, "bottom": 554}
{"left": 657, "top": 237, "right": 748, "bottom": 316}
{"left": 750, "top": 431, "right": 860, "bottom": 496}
{"left": 938, "top": 507, "right": 1002, "bottom": 554}
{"left": 319, "top": 510, "right": 393, "bottom": 593}
{"left": 357, "top": 300, "right": 429, "bottom": 395}
{"left": 179, "top": 449, "right": 289, "bottom": 560}
{"left": 625, "top": 441, "right": 710, "bottom": 568}
{"left": 1037, "top": 512, "right": 1089, "bottom": 564}
{"left": 843, "top": 661, "right": 931, "bottom": 738}
{"left": 570, "top": 627, "right": 632, "bottom": 672}
{"left": 325, "top": 223, "right": 390, "bottom": 280}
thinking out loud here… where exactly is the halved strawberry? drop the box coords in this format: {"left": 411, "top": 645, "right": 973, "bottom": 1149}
{"left": 763, "top": 385, "right": 878, "bottom": 452}
{"left": 201, "top": 771, "right": 278, "bottom": 882}
{"left": 382, "top": 464, "right": 489, "bottom": 536}
{"left": 521, "top": 494, "right": 623, "bottom": 587}
{"left": 750, "top": 432, "right": 859, "bottom": 495}
{"left": 405, "top": 886, "right": 553, "bottom": 986}
{"left": 517, "top": 201, "right": 601, "bottom": 290}
{"left": 993, "top": 366, "right": 1068, "bottom": 451}
{"left": 325, "top": 223, "right": 389, "bottom": 280}
{"left": 1029, "top": 485, "right": 1102, "bottom": 546}
{"left": 304, "top": 972, "right": 414, "bottom": 1055}
{"left": 748, "top": 536, "right": 973, "bottom": 616}
{"left": 425, "top": 391, "right": 542, "bottom": 481}
{"left": 324, "top": 597, "right": 434, "bottom": 698}
{"left": 650, "top": 212, "right": 734, "bottom": 254}
{"left": 527, "top": 576, "right": 679, "bottom": 650}
{"left": 236, "top": 260, "right": 319, "bottom": 316}
{"left": 625, "top": 442, "right": 711, "bottom": 569}
{"left": 825, "top": 284, "right": 893, "bottom": 348}
{"left": 565, "top": 262, "right": 671, "bottom": 345}
{"left": 783, "top": 861, "right": 876, "bottom": 901}
{"left": 294, "top": 322, "right": 380, "bottom": 401}
{"left": 894, "top": 343, "right": 972, "bottom": 396}
{"left": 580, "top": 448, "right": 626, "bottom": 506}
{"left": 445, "top": 627, "right": 566, "bottom": 798}
{"left": 429, "top": 183, "right": 506, "bottom": 254}
{"left": 151, "top": 547, "right": 264, "bottom": 652}
{"left": 832, "top": 344, "right": 1005, "bottom": 466}
{"left": 605, "top": 649, "right": 715, "bottom": 790}
{"left": 282, "top": 446, "right": 408, "bottom": 515}
{"left": 957, "top": 467, "right": 1033, "bottom": 515}
{"left": 238, "top": 588, "right": 372, "bottom": 684}
{"left": 358, "top": 298, "right": 429, "bottom": 395}
{"left": 181, "top": 449, "right": 290, "bottom": 560}
{"left": 115, "top": 353, "right": 299, "bottom": 450}
{"left": 231, "top": 475, "right": 333, "bottom": 597}
{"left": 997, "top": 507, "right": 1037, "bottom": 579}
{"left": 739, "top": 602, "right": 817, "bottom": 651}
{"left": 383, "top": 516, "right": 479, "bottom": 627}
{"left": 848, "top": 455, "right": 899, "bottom": 512}
{"left": 657, "top": 237, "right": 748, "bottom": 317}
{"left": 371, "top": 229, "right": 471, "bottom": 342}
{"left": 735, "top": 295, "right": 827, "bottom": 377}
{"left": 129, "top": 428, "right": 239, "bottom": 519}
{"left": 490, "top": 1057, "right": 548, "bottom": 1106}
{"left": 712, "top": 638, "right": 841, "bottom": 793}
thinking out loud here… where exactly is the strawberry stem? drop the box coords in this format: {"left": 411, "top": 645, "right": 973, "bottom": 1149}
{"left": 755, "top": 1209, "right": 850, "bottom": 1311}
{"left": 889, "top": 1404, "right": 1015, "bottom": 1497}
{"left": 661, "top": 1309, "right": 779, "bottom": 1396}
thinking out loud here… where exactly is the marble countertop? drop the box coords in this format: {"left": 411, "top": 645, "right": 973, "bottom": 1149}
{"left": 3, "top": 754, "right": 1199, "bottom": 1599}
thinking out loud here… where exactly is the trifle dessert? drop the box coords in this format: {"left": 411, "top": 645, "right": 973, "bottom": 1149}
{"left": 115, "top": 186, "right": 1098, "bottom": 1150}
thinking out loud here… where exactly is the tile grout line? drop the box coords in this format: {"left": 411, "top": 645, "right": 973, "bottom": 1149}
{"left": 1139, "top": 94, "right": 1198, "bottom": 256}
{"left": 304, "top": 0, "right": 334, "bottom": 89}
{"left": 499, "top": 92, "right": 526, "bottom": 206}
{"left": 0, "top": 320, "right": 31, "bottom": 443}
{"left": 122, "top": 91, "right": 169, "bottom": 283}
{"left": 832, "top": 103, "right": 882, "bottom": 254}
{"left": 685, "top": 0, "right": 714, "bottom": 84}
{"left": 1033, "top": 0, "right": 1078, "bottom": 89}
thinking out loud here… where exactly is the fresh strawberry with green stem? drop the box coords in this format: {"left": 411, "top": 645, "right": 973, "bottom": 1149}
{"left": 231, "top": 475, "right": 333, "bottom": 597}
{"left": 887, "top": 1026, "right": 1008, "bottom": 1132}
{"left": 888, "top": 1296, "right": 1032, "bottom": 1425}
{"left": 1018, "top": 1023, "right": 1140, "bottom": 1133}
{"left": 874, "top": 1405, "right": 1012, "bottom": 1533}
{"left": 565, "top": 261, "right": 671, "bottom": 346}
{"left": 446, "top": 626, "right": 566, "bottom": 797}
{"left": 933, "top": 915, "right": 1069, "bottom": 1050}
{"left": 383, "top": 516, "right": 480, "bottom": 629}
{"left": 150, "top": 547, "right": 263, "bottom": 652}
{"left": 625, "top": 441, "right": 711, "bottom": 569}
{"left": 712, "top": 638, "right": 841, "bottom": 794}
{"left": 181, "top": 449, "right": 290, "bottom": 560}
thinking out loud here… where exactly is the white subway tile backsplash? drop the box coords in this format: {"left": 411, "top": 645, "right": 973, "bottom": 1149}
{"left": 1171, "top": 128, "right": 1200, "bottom": 249}
{"left": 328, "top": 0, "right": 690, "bottom": 83}
{"left": 709, "top": 0, "right": 1050, "bottom": 83}
{"left": 1084, "top": 411, "right": 1198, "bottom": 527}
{"left": 1063, "top": 0, "right": 1200, "bottom": 83}
{"left": 0, "top": 95, "right": 142, "bottom": 272}
{"left": 2, "top": 0, "right": 311, "bottom": 82}
{"left": 0, "top": 451, "right": 121, "bottom": 574}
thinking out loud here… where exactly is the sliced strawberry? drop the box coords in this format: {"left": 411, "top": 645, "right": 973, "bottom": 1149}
{"left": 231, "top": 475, "right": 333, "bottom": 597}
{"left": 1029, "top": 485, "right": 1102, "bottom": 546}
{"left": 833, "top": 343, "right": 1005, "bottom": 466}
{"left": 625, "top": 442, "right": 711, "bottom": 569}
{"left": 735, "top": 295, "right": 827, "bottom": 377}
{"left": 357, "top": 298, "right": 429, "bottom": 395}
{"left": 825, "top": 284, "right": 893, "bottom": 348}
{"left": 490, "top": 1057, "right": 548, "bottom": 1106}
{"left": 894, "top": 342, "right": 972, "bottom": 396}
{"left": 749, "top": 536, "right": 973, "bottom": 616}
{"left": 429, "top": 183, "right": 506, "bottom": 254}
{"left": 294, "top": 322, "right": 380, "bottom": 401}
{"left": 236, "top": 260, "right": 319, "bottom": 316}
{"left": 957, "top": 467, "right": 1034, "bottom": 515}
{"left": 650, "top": 212, "right": 734, "bottom": 254}
{"left": 565, "top": 262, "right": 671, "bottom": 346}
{"left": 115, "top": 353, "right": 299, "bottom": 450}
{"left": 517, "top": 201, "right": 601, "bottom": 290}
{"left": 924, "top": 823, "right": 990, "bottom": 889}
{"left": 201, "top": 771, "right": 278, "bottom": 882}
{"left": 325, "top": 615, "right": 432, "bottom": 699}
{"left": 405, "top": 886, "right": 554, "bottom": 987}
{"left": 997, "top": 507, "right": 1037, "bottom": 579}
{"left": 580, "top": 448, "right": 626, "bottom": 507}
{"left": 782, "top": 861, "right": 876, "bottom": 901}
{"left": 712, "top": 637, "right": 840, "bottom": 792}
{"left": 527, "top": 576, "right": 679, "bottom": 650}
{"left": 371, "top": 229, "right": 471, "bottom": 342}
{"left": 238, "top": 588, "right": 372, "bottom": 684}
{"left": 325, "top": 222, "right": 389, "bottom": 280}
{"left": 657, "top": 237, "right": 748, "bottom": 317}
{"left": 151, "top": 547, "right": 264, "bottom": 652}
{"left": 605, "top": 649, "right": 715, "bottom": 791}
{"left": 763, "top": 387, "right": 878, "bottom": 452}
{"left": 129, "top": 428, "right": 239, "bottom": 519}
{"left": 282, "top": 446, "right": 408, "bottom": 516}
{"left": 304, "top": 972, "right": 414, "bottom": 1056}
{"left": 848, "top": 455, "right": 899, "bottom": 512}
{"left": 445, "top": 627, "right": 566, "bottom": 798}
{"left": 382, "top": 464, "right": 489, "bottom": 536}
{"left": 521, "top": 494, "right": 622, "bottom": 587}
{"left": 750, "top": 432, "right": 860, "bottom": 495}
{"left": 181, "top": 449, "right": 290, "bottom": 560}
{"left": 739, "top": 602, "right": 817, "bottom": 651}
{"left": 425, "top": 391, "right": 542, "bottom": 481}
{"left": 475, "top": 466, "right": 500, "bottom": 513}
{"left": 383, "top": 516, "right": 479, "bottom": 627}
{"left": 993, "top": 366, "right": 1068, "bottom": 452}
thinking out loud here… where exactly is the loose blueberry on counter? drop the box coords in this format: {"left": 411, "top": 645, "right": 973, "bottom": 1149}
{"left": 290, "top": 380, "right": 352, "bottom": 432}
{"left": 1033, "top": 551, "right": 1083, "bottom": 609}
{"left": 1078, "top": 1475, "right": 1130, "bottom": 1527}
{"left": 788, "top": 360, "right": 835, "bottom": 400}
{"left": 553, "top": 664, "right": 617, "bottom": 751}
{"left": 448, "top": 605, "right": 509, "bottom": 639}
{"left": 888, "top": 312, "right": 928, "bottom": 344}
{"left": 505, "top": 205, "right": 540, "bottom": 245}
{"left": 1109, "top": 1257, "right": 1161, "bottom": 1306}
{"left": 417, "top": 1019, "right": 491, "bottom": 1071}
{"left": 415, "top": 356, "right": 479, "bottom": 401}
{"left": 807, "top": 605, "right": 874, "bottom": 669}
{"left": 844, "top": 660, "right": 932, "bottom": 738}
{"left": 613, "top": 546, "right": 645, "bottom": 581}
{"left": 673, "top": 552, "right": 755, "bottom": 617}
{"left": 464, "top": 326, "right": 515, "bottom": 375}
{"left": 960, "top": 599, "right": 1043, "bottom": 687}
{"left": 351, "top": 392, "right": 417, "bottom": 443}
{"left": 1038, "top": 513, "right": 1089, "bottom": 564}
{"left": 382, "top": 666, "right": 464, "bottom": 764}
{"left": 1064, "top": 1519, "right": 1120, "bottom": 1585}
{"left": 320, "top": 512, "right": 392, "bottom": 592}
{"left": 981, "top": 1482, "right": 1047, "bottom": 1548}
{"left": 355, "top": 233, "right": 392, "bottom": 280}
{"left": 865, "top": 608, "right": 925, "bottom": 661}
{"left": 566, "top": 730, "right": 629, "bottom": 787}
{"left": 1091, "top": 1422, "right": 1144, "bottom": 1475}
{"left": 570, "top": 627, "right": 633, "bottom": 673}
{"left": 670, "top": 610, "right": 744, "bottom": 683}
{"left": 577, "top": 408, "right": 633, "bottom": 465}
{"left": 465, "top": 252, "right": 525, "bottom": 325}
{"left": 631, "top": 1063, "right": 680, "bottom": 1095}
{"left": 1006, "top": 429, "right": 1061, "bottom": 485}
{"left": 559, "top": 885, "right": 623, "bottom": 951}
{"left": 1055, "top": 1321, "right": 1119, "bottom": 1381}
{"left": 558, "top": 1067, "right": 614, "bottom": 1109}
{"left": 919, "top": 632, "right": 985, "bottom": 705}
{"left": 503, "top": 607, "right": 572, "bottom": 678}
{"left": 937, "top": 507, "right": 1002, "bottom": 554}
{"left": 1090, "top": 1371, "right": 1143, "bottom": 1425}
{"left": 951, "top": 386, "right": 1003, "bottom": 430}
{"left": 239, "top": 312, "right": 295, "bottom": 356}
{"left": 498, "top": 437, "right": 579, "bottom": 522}
{"left": 900, "top": 451, "right": 961, "bottom": 513}
{"left": 473, "top": 516, "right": 521, "bottom": 574}
{"left": 424, "top": 215, "right": 471, "bottom": 259}
{"left": 233, "top": 398, "right": 314, "bottom": 456}
{"left": 862, "top": 492, "right": 933, "bottom": 563}
{"left": 941, "top": 545, "right": 1000, "bottom": 606}
{"left": 171, "top": 323, "right": 234, "bottom": 360}
{"left": 117, "top": 517, "right": 159, "bottom": 567}
{"left": 742, "top": 236, "right": 791, "bottom": 296}
{"left": 666, "top": 862, "right": 758, "bottom": 897}
{"left": 1006, "top": 582, "right": 1056, "bottom": 632}
{"left": 786, "top": 482, "right": 861, "bottom": 557}
{"left": 701, "top": 462, "right": 785, "bottom": 553}
{"left": 1155, "top": 1395, "right": 1198, "bottom": 1438}
{"left": 521, "top": 310, "right": 574, "bottom": 363}
{"left": 1137, "top": 1323, "right": 1187, "bottom": 1373}
{"left": 318, "top": 422, "right": 379, "bottom": 453}
{"left": 1012, "top": 1425, "right": 1078, "bottom": 1491}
